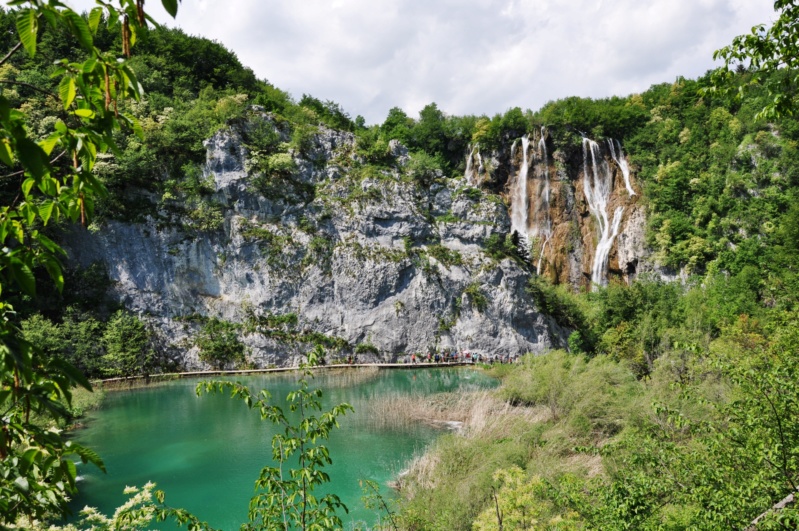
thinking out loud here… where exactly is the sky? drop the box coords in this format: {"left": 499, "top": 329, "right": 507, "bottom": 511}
{"left": 63, "top": 0, "right": 777, "bottom": 125}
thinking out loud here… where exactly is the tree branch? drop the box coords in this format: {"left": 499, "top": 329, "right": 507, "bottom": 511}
{"left": 0, "top": 42, "right": 22, "bottom": 68}
{"left": 745, "top": 489, "right": 798, "bottom": 531}
{"left": 0, "top": 80, "right": 56, "bottom": 99}
{"left": 1, "top": 150, "right": 67, "bottom": 181}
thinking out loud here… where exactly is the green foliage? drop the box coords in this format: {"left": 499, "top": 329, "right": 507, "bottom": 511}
{"left": 463, "top": 282, "right": 488, "bottom": 313}
{"left": 354, "top": 343, "right": 379, "bottom": 356}
{"left": 197, "top": 359, "right": 353, "bottom": 530}
{"left": 299, "top": 94, "right": 355, "bottom": 131}
{"left": 40, "top": 482, "right": 214, "bottom": 531}
{"left": 186, "top": 200, "right": 225, "bottom": 232}
{"left": 0, "top": 1, "right": 186, "bottom": 523}
{"left": 21, "top": 308, "right": 153, "bottom": 379}
{"left": 398, "top": 409, "right": 545, "bottom": 530}
{"left": 101, "top": 310, "right": 152, "bottom": 377}
{"left": 709, "top": 1, "right": 799, "bottom": 119}
{"left": 195, "top": 317, "right": 246, "bottom": 369}
{"left": 426, "top": 244, "right": 462, "bottom": 268}
{"left": 535, "top": 95, "right": 648, "bottom": 141}
{"left": 403, "top": 150, "right": 442, "bottom": 186}
{"left": 472, "top": 466, "right": 578, "bottom": 530}
{"left": 483, "top": 233, "right": 518, "bottom": 262}
{"left": 244, "top": 310, "right": 350, "bottom": 352}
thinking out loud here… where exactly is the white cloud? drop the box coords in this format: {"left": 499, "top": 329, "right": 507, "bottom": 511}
{"left": 60, "top": 0, "right": 777, "bottom": 123}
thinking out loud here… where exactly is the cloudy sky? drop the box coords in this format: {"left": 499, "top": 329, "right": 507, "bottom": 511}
{"left": 66, "top": 0, "right": 777, "bottom": 124}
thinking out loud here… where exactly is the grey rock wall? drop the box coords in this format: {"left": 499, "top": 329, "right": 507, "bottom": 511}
{"left": 64, "top": 113, "right": 567, "bottom": 369}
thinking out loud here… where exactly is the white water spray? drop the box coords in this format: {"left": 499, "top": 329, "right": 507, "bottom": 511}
{"left": 607, "top": 139, "right": 636, "bottom": 196}
{"left": 583, "top": 138, "right": 624, "bottom": 289}
{"left": 464, "top": 144, "right": 477, "bottom": 184}
{"left": 535, "top": 128, "right": 552, "bottom": 275}
{"left": 510, "top": 135, "right": 530, "bottom": 246}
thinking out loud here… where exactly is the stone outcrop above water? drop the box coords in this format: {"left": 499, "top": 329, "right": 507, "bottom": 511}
{"left": 467, "top": 129, "right": 652, "bottom": 291}
{"left": 64, "top": 111, "right": 567, "bottom": 369}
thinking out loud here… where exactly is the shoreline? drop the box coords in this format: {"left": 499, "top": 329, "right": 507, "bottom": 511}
{"left": 94, "top": 361, "right": 482, "bottom": 388}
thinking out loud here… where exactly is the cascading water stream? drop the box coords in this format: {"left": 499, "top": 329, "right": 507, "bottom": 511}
{"left": 510, "top": 135, "right": 530, "bottom": 250}
{"left": 464, "top": 144, "right": 477, "bottom": 184}
{"left": 608, "top": 139, "right": 636, "bottom": 196}
{"left": 583, "top": 138, "right": 624, "bottom": 289}
{"left": 536, "top": 128, "right": 552, "bottom": 275}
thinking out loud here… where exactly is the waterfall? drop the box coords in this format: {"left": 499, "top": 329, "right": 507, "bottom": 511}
{"left": 583, "top": 138, "right": 624, "bottom": 289}
{"left": 607, "top": 139, "right": 635, "bottom": 196}
{"left": 510, "top": 135, "right": 530, "bottom": 250}
{"left": 464, "top": 144, "right": 476, "bottom": 184}
{"left": 535, "top": 128, "right": 552, "bottom": 275}
{"left": 464, "top": 145, "right": 486, "bottom": 186}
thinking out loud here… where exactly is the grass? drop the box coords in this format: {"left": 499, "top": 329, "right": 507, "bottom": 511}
{"left": 393, "top": 350, "right": 649, "bottom": 529}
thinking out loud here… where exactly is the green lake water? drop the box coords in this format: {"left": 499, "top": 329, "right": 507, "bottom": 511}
{"left": 68, "top": 367, "right": 496, "bottom": 529}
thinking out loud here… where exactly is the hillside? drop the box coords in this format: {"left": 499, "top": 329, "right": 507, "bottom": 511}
{"left": 3, "top": 4, "right": 799, "bottom": 528}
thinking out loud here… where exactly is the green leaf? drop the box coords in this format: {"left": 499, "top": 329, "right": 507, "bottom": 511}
{"left": 58, "top": 76, "right": 76, "bottom": 110}
{"left": 62, "top": 10, "right": 93, "bottom": 51}
{"left": 20, "top": 202, "right": 34, "bottom": 225}
{"left": 36, "top": 233, "right": 64, "bottom": 255}
{"left": 107, "top": 7, "right": 119, "bottom": 29}
{"left": 16, "top": 138, "right": 49, "bottom": 180}
{"left": 15, "top": 9, "right": 37, "bottom": 58}
{"left": 14, "top": 477, "right": 30, "bottom": 493}
{"left": 49, "top": 357, "right": 91, "bottom": 392}
{"left": 39, "top": 202, "right": 54, "bottom": 225}
{"left": 161, "top": 0, "right": 179, "bottom": 17}
{"left": 9, "top": 256, "right": 35, "bottom": 296}
{"left": 74, "top": 108, "right": 95, "bottom": 119}
{"left": 41, "top": 254, "right": 64, "bottom": 293}
{"left": 88, "top": 7, "right": 103, "bottom": 35}
{"left": 39, "top": 132, "right": 60, "bottom": 156}
{"left": 82, "top": 57, "right": 98, "bottom": 74}
{"left": 71, "top": 443, "right": 106, "bottom": 473}
{"left": 0, "top": 138, "right": 14, "bottom": 167}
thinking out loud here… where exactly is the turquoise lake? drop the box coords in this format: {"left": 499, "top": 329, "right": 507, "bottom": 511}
{"left": 68, "top": 367, "right": 497, "bottom": 529}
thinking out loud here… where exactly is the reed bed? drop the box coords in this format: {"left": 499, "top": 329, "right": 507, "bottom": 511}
{"left": 388, "top": 392, "right": 551, "bottom": 494}
{"left": 365, "top": 389, "right": 549, "bottom": 431}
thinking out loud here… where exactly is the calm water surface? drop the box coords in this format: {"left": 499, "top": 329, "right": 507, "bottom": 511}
{"left": 69, "top": 367, "right": 496, "bottom": 529}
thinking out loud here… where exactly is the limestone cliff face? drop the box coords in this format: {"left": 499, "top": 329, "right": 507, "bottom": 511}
{"left": 467, "top": 130, "right": 650, "bottom": 292}
{"left": 64, "top": 111, "right": 567, "bottom": 369}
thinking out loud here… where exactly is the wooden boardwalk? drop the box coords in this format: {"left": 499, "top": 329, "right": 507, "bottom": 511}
{"left": 97, "top": 362, "right": 478, "bottom": 386}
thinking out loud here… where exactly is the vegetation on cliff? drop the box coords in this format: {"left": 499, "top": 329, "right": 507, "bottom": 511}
{"left": 3, "top": 0, "right": 799, "bottom": 528}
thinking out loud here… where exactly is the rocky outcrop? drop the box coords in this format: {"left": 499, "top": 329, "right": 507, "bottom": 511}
{"left": 468, "top": 129, "right": 651, "bottom": 292}
{"left": 64, "top": 111, "right": 567, "bottom": 369}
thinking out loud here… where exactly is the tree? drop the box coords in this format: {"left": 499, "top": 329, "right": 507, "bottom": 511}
{"left": 197, "top": 351, "right": 353, "bottom": 530}
{"left": 710, "top": 0, "right": 799, "bottom": 119}
{"left": 0, "top": 0, "right": 180, "bottom": 525}
{"left": 101, "top": 309, "right": 151, "bottom": 377}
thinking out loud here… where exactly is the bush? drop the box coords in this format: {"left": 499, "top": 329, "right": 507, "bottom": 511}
{"left": 101, "top": 311, "right": 153, "bottom": 377}
{"left": 354, "top": 343, "right": 379, "bottom": 356}
{"left": 463, "top": 282, "right": 489, "bottom": 312}
{"left": 196, "top": 318, "right": 246, "bottom": 369}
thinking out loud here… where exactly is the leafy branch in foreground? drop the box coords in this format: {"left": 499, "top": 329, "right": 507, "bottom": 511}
{"left": 44, "top": 482, "right": 215, "bottom": 531}
{"left": 709, "top": 0, "right": 799, "bottom": 119}
{"left": 0, "top": 0, "right": 181, "bottom": 526}
{"left": 196, "top": 352, "right": 353, "bottom": 531}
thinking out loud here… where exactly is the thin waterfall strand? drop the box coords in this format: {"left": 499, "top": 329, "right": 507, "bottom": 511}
{"left": 583, "top": 138, "right": 624, "bottom": 289}
{"left": 608, "top": 139, "right": 635, "bottom": 196}
{"left": 464, "top": 145, "right": 477, "bottom": 185}
{"left": 536, "top": 128, "right": 552, "bottom": 275}
{"left": 510, "top": 135, "right": 530, "bottom": 245}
